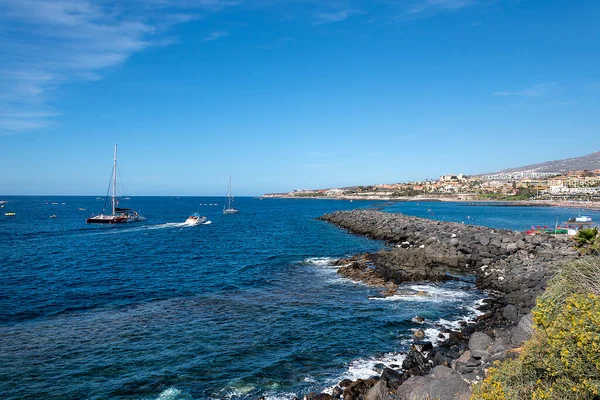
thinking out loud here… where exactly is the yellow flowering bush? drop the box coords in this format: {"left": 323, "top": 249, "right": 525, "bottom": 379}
{"left": 472, "top": 257, "right": 600, "bottom": 400}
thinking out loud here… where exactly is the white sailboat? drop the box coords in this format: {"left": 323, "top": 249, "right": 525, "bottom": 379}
{"left": 87, "top": 145, "right": 146, "bottom": 224}
{"left": 223, "top": 176, "right": 239, "bottom": 214}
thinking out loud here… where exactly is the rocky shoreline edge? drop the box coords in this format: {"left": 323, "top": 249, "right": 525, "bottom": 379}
{"left": 298, "top": 209, "right": 579, "bottom": 400}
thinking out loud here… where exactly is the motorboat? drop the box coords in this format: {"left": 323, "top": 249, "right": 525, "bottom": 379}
{"left": 563, "top": 216, "right": 595, "bottom": 236}
{"left": 184, "top": 213, "right": 207, "bottom": 226}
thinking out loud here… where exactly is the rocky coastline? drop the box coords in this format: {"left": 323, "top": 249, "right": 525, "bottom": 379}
{"left": 303, "top": 209, "right": 579, "bottom": 400}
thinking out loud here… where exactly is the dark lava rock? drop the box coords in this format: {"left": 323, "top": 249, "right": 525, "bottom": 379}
{"left": 402, "top": 349, "right": 427, "bottom": 374}
{"left": 510, "top": 313, "right": 535, "bottom": 346}
{"left": 319, "top": 209, "right": 578, "bottom": 312}
{"left": 331, "top": 386, "right": 342, "bottom": 399}
{"left": 469, "top": 332, "right": 492, "bottom": 352}
{"left": 342, "top": 378, "right": 379, "bottom": 400}
{"left": 311, "top": 394, "right": 332, "bottom": 400}
{"left": 502, "top": 304, "right": 519, "bottom": 322}
{"left": 338, "top": 379, "right": 353, "bottom": 389}
{"left": 396, "top": 367, "right": 471, "bottom": 400}
{"left": 380, "top": 367, "right": 405, "bottom": 390}
{"left": 414, "top": 329, "right": 425, "bottom": 339}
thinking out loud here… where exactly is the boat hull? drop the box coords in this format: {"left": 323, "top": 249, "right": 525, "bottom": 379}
{"left": 223, "top": 209, "right": 238, "bottom": 214}
{"left": 184, "top": 216, "right": 207, "bottom": 226}
{"left": 86, "top": 215, "right": 144, "bottom": 224}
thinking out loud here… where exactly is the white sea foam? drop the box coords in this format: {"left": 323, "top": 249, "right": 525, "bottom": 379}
{"left": 369, "top": 284, "right": 471, "bottom": 303}
{"left": 303, "top": 257, "right": 338, "bottom": 268}
{"left": 303, "top": 256, "right": 371, "bottom": 286}
{"left": 437, "top": 318, "right": 466, "bottom": 330}
{"left": 321, "top": 352, "right": 406, "bottom": 394}
{"left": 213, "top": 384, "right": 256, "bottom": 400}
{"left": 408, "top": 285, "right": 470, "bottom": 299}
{"left": 423, "top": 327, "right": 446, "bottom": 344}
{"left": 155, "top": 387, "right": 192, "bottom": 400}
{"left": 262, "top": 392, "right": 299, "bottom": 400}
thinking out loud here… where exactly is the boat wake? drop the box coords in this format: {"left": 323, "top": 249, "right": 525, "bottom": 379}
{"left": 106, "top": 221, "right": 213, "bottom": 233}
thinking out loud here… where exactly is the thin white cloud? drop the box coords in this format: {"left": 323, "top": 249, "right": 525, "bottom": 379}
{"left": 0, "top": 0, "right": 484, "bottom": 134}
{"left": 202, "top": 30, "right": 229, "bottom": 42}
{"left": 314, "top": 9, "right": 360, "bottom": 24}
{"left": 396, "top": 0, "right": 478, "bottom": 20}
{"left": 493, "top": 83, "right": 556, "bottom": 97}
{"left": 0, "top": 0, "right": 239, "bottom": 134}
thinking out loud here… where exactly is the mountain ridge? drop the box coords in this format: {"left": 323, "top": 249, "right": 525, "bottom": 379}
{"left": 482, "top": 151, "right": 600, "bottom": 175}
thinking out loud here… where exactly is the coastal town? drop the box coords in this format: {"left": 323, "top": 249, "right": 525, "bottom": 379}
{"left": 264, "top": 168, "right": 600, "bottom": 203}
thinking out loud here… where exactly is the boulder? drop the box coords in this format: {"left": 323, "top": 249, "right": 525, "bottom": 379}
{"left": 395, "top": 369, "right": 471, "bottom": 400}
{"left": 510, "top": 313, "right": 534, "bottom": 346}
{"left": 455, "top": 350, "right": 471, "bottom": 364}
{"left": 311, "top": 394, "right": 332, "bottom": 400}
{"left": 470, "top": 350, "right": 490, "bottom": 361}
{"left": 379, "top": 368, "right": 402, "bottom": 389}
{"left": 502, "top": 304, "right": 519, "bottom": 322}
{"left": 365, "top": 381, "right": 393, "bottom": 400}
{"left": 343, "top": 378, "right": 379, "bottom": 400}
{"left": 331, "top": 386, "right": 342, "bottom": 399}
{"left": 469, "top": 332, "right": 492, "bottom": 352}
{"left": 432, "top": 365, "right": 453, "bottom": 379}
{"left": 488, "top": 341, "right": 507, "bottom": 355}
{"left": 402, "top": 349, "right": 427, "bottom": 374}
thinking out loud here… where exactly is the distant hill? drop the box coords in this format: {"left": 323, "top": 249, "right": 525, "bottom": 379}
{"left": 483, "top": 151, "right": 600, "bottom": 175}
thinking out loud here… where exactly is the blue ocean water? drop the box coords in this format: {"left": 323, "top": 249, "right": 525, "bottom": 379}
{"left": 1, "top": 197, "right": 596, "bottom": 400}
{"left": 384, "top": 200, "right": 600, "bottom": 231}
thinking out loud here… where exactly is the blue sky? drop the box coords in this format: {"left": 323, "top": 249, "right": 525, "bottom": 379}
{"left": 0, "top": 0, "right": 598, "bottom": 195}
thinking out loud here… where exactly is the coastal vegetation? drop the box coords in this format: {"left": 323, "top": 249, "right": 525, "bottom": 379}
{"left": 472, "top": 257, "right": 600, "bottom": 400}
{"left": 574, "top": 228, "right": 600, "bottom": 255}
{"left": 476, "top": 188, "right": 537, "bottom": 201}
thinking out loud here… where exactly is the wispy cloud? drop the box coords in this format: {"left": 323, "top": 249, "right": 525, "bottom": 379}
{"left": 202, "top": 30, "right": 229, "bottom": 42}
{"left": 0, "top": 0, "right": 239, "bottom": 134}
{"left": 0, "top": 0, "right": 484, "bottom": 134}
{"left": 314, "top": 9, "right": 360, "bottom": 24}
{"left": 403, "top": 0, "right": 476, "bottom": 16}
{"left": 493, "top": 82, "right": 556, "bottom": 97}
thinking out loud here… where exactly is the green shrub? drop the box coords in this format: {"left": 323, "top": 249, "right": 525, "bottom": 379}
{"left": 472, "top": 257, "right": 600, "bottom": 400}
{"left": 574, "top": 228, "right": 600, "bottom": 255}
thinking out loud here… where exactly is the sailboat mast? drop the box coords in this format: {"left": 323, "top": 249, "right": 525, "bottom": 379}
{"left": 228, "top": 176, "right": 232, "bottom": 209}
{"left": 112, "top": 144, "right": 117, "bottom": 216}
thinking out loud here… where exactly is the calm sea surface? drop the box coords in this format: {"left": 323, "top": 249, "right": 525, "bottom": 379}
{"left": 1, "top": 197, "right": 598, "bottom": 399}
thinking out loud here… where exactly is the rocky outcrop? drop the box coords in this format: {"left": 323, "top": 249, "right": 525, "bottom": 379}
{"left": 309, "top": 209, "right": 579, "bottom": 400}
{"left": 395, "top": 365, "right": 471, "bottom": 400}
{"left": 320, "top": 210, "right": 578, "bottom": 316}
{"left": 334, "top": 254, "right": 399, "bottom": 296}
